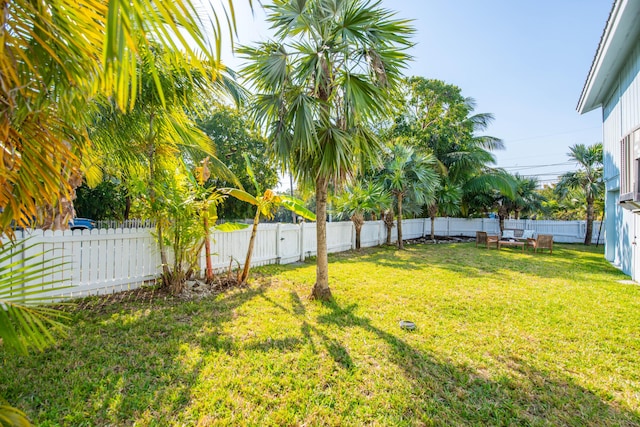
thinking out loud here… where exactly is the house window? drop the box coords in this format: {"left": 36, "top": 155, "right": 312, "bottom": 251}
{"left": 620, "top": 128, "right": 640, "bottom": 203}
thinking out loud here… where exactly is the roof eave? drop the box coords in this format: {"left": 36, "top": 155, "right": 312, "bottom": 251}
{"left": 577, "top": 0, "right": 640, "bottom": 114}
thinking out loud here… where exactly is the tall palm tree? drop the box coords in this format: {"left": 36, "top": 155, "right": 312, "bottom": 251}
{"left": 426, "top": 177, "right": 462, "bottom": 239}
{"left": 380, "top": 143, "right": 438, "bottom": 249}
{"left": 556, "top": 143, "right": 604, "bottom": 245}
{"left": 240, "top": 0, "right": 413, "bottom": 300}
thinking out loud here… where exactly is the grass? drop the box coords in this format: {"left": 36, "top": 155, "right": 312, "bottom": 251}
{"left": 2, "top": 242, "right": 640, "bottom": 426}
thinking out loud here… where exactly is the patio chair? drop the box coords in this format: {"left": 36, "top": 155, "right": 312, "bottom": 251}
{"left": 529, "top": 234, "right": 553, "bottom": 253}
{"left": 476, "top": 231, "right": 499, "bottom": 249}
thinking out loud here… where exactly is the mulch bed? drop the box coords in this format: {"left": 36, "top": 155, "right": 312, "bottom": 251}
{"left": 404, "top": 235, "right": 475, "bottom": 245}
{"left": 63, "top": 276, "right": 245, "bottom": 314}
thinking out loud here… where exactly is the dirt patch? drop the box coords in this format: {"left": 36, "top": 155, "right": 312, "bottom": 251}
{"left": 404, "top": 235, "right": 475, "bottom": 245}
{"left": 64, "top": 276, "right": 247, "bottom": 314}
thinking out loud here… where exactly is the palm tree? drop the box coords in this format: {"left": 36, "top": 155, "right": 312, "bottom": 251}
{"left": 89, "top": 44, "right": 241, "bottom": 288}
{"left": 426, "top": 177, "right": 462, "bottom": 239}
{"left": 504, "top": 174, "right": 545, "bottom": 219}
{"left": 556, "top": 143, "right": 604, "bottom": 245}
{"left": 240, "top": 0, "right": 413, "bottom": 300}
{"left": 333, "top": 181, "right": 391, "bottom": 249}
{"left": 0, "top": 0, "right": 241, "bottom": 236}
{"left": 380, "top": 143, "right": 438, "bottom": 249}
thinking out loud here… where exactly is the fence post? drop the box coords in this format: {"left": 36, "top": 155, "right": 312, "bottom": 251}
{"left": 351, "top": 222, "right": 356, "bottom": 250}
{"left": 299, "top": 222, "right": 305, "bottom": 262}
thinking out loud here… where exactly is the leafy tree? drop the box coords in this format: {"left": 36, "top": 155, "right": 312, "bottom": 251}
{"left": 536, "top": 184, "right": 589, "bottom": 220}
{"left": 556, "top": 143, "right": 604, "bottom": 245}
{"left": 74, "top": 181, "right": 127, "bottom": 220}
{"left": 379, "top": 142, "right": 438, "bottom": 249}
{"left": 391, "top": 77, "right": 510, "bottom": 235}
{"left": 197, "top": 105, "right": 279, "bottom": 219}
{"left": 240, "top": 0, "right": 413, "bottom": 300}
{"left": 333, "top": 181, "right": 391, "bottom": 249}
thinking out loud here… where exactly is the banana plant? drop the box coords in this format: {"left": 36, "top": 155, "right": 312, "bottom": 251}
{"left": 191, "top": 158, "right": 249, "bottom": 284}
{"left": 222, "top": 155, "right": 315, "bottom": 285}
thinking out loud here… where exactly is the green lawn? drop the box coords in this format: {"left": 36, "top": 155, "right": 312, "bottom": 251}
{"left": 2, "top": 243, "right": 640, "bottom": 426}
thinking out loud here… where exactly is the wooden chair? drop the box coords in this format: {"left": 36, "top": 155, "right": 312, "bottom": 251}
{"left": 476, "top": 231, "right": 499, "bottom": 249}
{"left": 529, "top": 234, "right": 553, "bottom": 253}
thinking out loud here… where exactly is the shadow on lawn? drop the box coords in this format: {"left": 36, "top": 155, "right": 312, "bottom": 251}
{"left": 245, "top": 286, "right": 640, "bottom": 425}
{"left": 248, "top": 291, "right": 355, "bottom": 370}
{"left": 389, "top": 243, "right": 630, "bottom": 283}
{"left": 2, "top": 284, "right": 268, "bottom": 425}
{"left": 5, "top": 242, "right": 634, "bottom": 425}
{"left": 313, "top": 300, "right": 640, "bottom": 426}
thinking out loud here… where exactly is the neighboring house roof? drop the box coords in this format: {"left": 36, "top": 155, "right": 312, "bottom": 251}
{"left": 577, "top": 0, "right": 640, "bottom": 114}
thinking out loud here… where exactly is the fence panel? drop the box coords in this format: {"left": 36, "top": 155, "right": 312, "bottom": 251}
{"left": 445, "top": 218, "right": 489, "bottom": 236}
{"left": 3, "top": 217, "right": 605, "bottom": 299}
{"left": 401, "top": 219, "right": 426, "bottom": 239}
{"left": 360, "top": 221, "right": 384, "bottom": 247}
{"left": 327, "top": 222, "right": 354, "bottom": 253}
{"left": 503, "top": 219, "right": 601, "bottom": 244}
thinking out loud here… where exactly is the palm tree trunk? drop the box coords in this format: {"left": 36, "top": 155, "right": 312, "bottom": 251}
{"left": 397, "top": 193, "right": 404, "bottom": 250}
{"left": 351, "top": 213, "right": 364, "bottom": 250}
{"left": 240, "top": 208, "right": 261, "bottom": 284}
{"left": 585, "top": 198, "right": 594, "bottom": 246}
{"left": 311, "top": 175, "right": 332, "bottom": 301}
{"left": 428, "top": 203, "right": 438, "bottom": 239}
{"left": 157, "top": 221, "right": 170, "bottom": 278}
{"left": 384, "top": 211, "right": 394, "bottom": 245}
{"left": 498, "top": 204, "right": 508, "bottom": 234}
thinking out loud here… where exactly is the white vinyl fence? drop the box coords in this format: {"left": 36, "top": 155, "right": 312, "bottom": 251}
{"left": 2, "top": 218, "right": 602, "bottom": 298}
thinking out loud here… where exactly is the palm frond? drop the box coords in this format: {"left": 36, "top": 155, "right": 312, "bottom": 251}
{"left": 0, "top": 240, "right": 70, "bottom": 355}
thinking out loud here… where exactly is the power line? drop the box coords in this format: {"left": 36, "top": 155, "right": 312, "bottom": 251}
{"left": 500, "top": 161, "right": 574, "bottom": 170}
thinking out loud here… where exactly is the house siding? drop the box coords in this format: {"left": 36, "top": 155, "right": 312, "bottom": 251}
{"left": 602, "top": 39, "right": 640, "bottom": 277}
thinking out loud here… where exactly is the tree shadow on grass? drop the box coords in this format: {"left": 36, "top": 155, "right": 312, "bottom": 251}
{"left": 247, "top": 291, "right": 355, "bottom": 370}
{"left": 1, "top": 284, "right": 269, "bottom": 425}
{"left": 372, "top": 243, "right": 631, "bottom": 283}
{"left": 314, "top": 300, "right": 640, "bottom": 426}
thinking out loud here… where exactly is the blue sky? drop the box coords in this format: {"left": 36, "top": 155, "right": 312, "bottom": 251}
{"left": 219, "top": 0, "right": 612, "bottom": 185}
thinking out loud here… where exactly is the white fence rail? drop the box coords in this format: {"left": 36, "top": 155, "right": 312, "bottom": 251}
{"left": 2, "top": 218, "right": 602, "bottom": 298}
